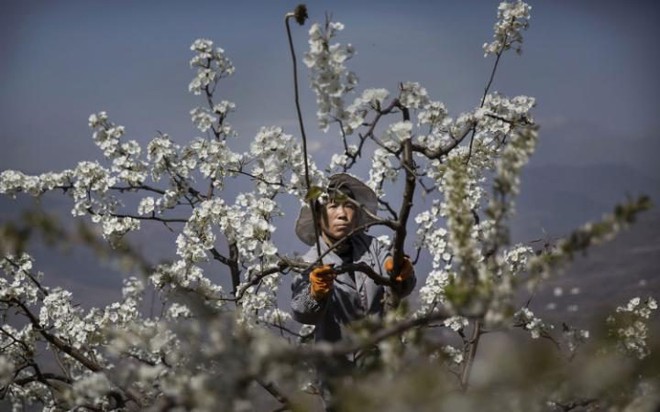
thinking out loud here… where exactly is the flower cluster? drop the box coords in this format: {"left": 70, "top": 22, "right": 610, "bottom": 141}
{"left": 328, "top": 144, "right": 358, "bottom": 171}
{"left": 190, "top": 100, "right": 236, "bottom": 137}
{"left": 513, "top": 307, "right": 553, "bottom": 339}
{"left": 249, "top": 126, "right": 323, "bottom": 198}
{"left": 89, "top": 111, "right": 147, "bottom": 186}
{"left": 147, "top": 134, "right": 194, "bottom": 181}
{"left": 415, "top": 201, "right": 450, "bottom": 268}
{"left": 187, "top": 137, "right": 242, "bottom": 188}
{"left": 151, "top": 261, "right": 224, "bottom": 305}
{"left": 230, "top": 193, "right": 280, "bottom": 264}
{"left": 381, "top": 121, "right": 413, "bottom": 149}
{"left": 1, "top": 254, "right": 42, "bottom": 304}
{"left": 444, "top": 315, "right": 469, "bottom": 332}
{"left": 483, "top": 1, "right": 531, "bottom": 56}
{"left": 439, "top": 151, "right": 485, "bottom": 283}
{"left": 476, "top": 94, "right": 535, "bottom": 140}
{"left": 39, "top": 288, "right": 83, "bottom": 337}
{"left": 416, "top": 101, "right": 451, "bottom": 153}
{"left": 175, "top": 194, "right": 280, "bottom": 270}
{"left": 71, "top": 372, "right": 114, "bottom": 408}
{"left": 607, "top": 297, "right": 658, "bottom": 359}
{"left": 188, "top": 39, "right": 235, "bottom": 95}
{"left": 417, "top": 269, "right": 452, "bottom": 314}
{"left": 399, "top": 82, "right": 430, "bottom": 110}
{"left": 441, "top": 344, "right": 464, "bottom": 365}
{"left": 176, "top": 199, "right": 227, "bottom": 263}
{"left": 0, "top": 169, "right": 73, "bottom": 198}
{"left": 70, "top": 161, "right": 116, "bottom": 213}
{"left": 344, "top": 88, "right": 390, "bottom": 133}
{"left": 502, "top": 244, "right": 534, "bottom": 276}
{"left": 189, "top": 107, "right": 214, "bottom": 133}
{"left": 367, "top": 148, "right": 398, "bottom": 197}
{"left": 304, "top": 21, "right": 358, "bottom": 132}
{"left": 1, "top": 254, "right": 156, "bottom": 410}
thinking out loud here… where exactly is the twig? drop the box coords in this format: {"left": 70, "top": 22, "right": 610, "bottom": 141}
{"left": 285, "top": 6, "right": 324, "bottom": 259}
{"left": 466, "top": 27, "right": 509, "bottom": 164}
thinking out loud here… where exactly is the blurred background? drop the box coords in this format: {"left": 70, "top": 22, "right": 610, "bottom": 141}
{"left": 1, "top": 0, "right": 659, "bottom": 327}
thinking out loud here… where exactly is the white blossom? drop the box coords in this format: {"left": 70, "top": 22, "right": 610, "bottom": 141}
{"left": 249, "top": 126, "right": 323, "bottom": 198}
{"left": 608, "top": 297, "right": 657, "bottom": 359}
{"left": 138, "top": 196, "right": 156, "bottom": 215}
{"left": 72, "top": 372, "right": 113, "bottom": 403}
{"left": 188, "top": 39, "right": 235, "bottom": 95}
{"left": 514, "top": 307, "right": 553, "bottom": 339}
{"left": 483, "top": 1, "right": 531, "bottom": 57}
{"left": 399, "top": 81, "right": 429, "bottom": 109}
{"left": 88, "top": 112, "right": 147, "bottom": 185}
{"left": 382, "top": 121, "right": 413, "bottom": 147}
{"left": 0, "top": 169, "right": 72, "bottom": 197}
{"left": 1, "top": 254, "right": 41, "bottom": 305}
{"left": 345, "top": 88, "right": 390, "bottom": 133}
{"left": 441, "top": 344, "right": 464, "bottom": 365}
{"left": 444, "top": 316, "right": 469, "bottom": 332}
{"left": 367, "top": 147, "right": 398, "bottom": 197}
{"left": 190, "top": 107, "right": 215, "bottom": 132}
{"left": 417, "top": 269, "right": 452, "bottom": 314}
{"left": 188, "top": 137, "right": 242, "bottom": 188}
{"left": 304, "top": 21, "right": 358, "bottom": 132}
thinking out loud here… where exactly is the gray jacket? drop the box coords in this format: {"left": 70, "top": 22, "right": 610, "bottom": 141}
{"left": 291, "top": 233, "right": 416, "bottom": 343}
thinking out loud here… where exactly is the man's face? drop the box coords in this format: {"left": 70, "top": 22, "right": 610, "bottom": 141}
{"left": 320, "top": 199, "right": 358, "bottom": 243}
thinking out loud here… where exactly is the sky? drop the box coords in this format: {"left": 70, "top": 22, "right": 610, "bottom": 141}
{"left": 1, "top": 0, "right": 659, "bottom": 318}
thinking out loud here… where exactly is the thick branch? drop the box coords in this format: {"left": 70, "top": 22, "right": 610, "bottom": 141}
{"left": 228, "top": 242, "right": 241, "bottom": 295}
{"left": 410, "top": 122, "right": 473, "bottom": 159}
{"left": 390, "top": 105, "right": 414, "bottom": 275}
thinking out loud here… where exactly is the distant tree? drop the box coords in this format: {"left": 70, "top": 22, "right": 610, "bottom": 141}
{"left": 0, "top": 2, "right": 657, "bottom": 411}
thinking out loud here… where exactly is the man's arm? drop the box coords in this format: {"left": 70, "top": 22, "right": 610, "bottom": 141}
{"left": 290, "top": 270, "right": 330, "bottom": 325}
{"left": 384, "top": 255, "right": 416, "bottom": 298}
{"left": 394, "top": 264, "right": 416, "bottom": 297}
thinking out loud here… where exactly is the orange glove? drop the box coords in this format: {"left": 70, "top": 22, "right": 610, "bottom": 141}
{"left": 384, "top": 256, "right": 413, "bottom": 282}
{"left": 309, "top": 264, "right": 336, "bottom": 300}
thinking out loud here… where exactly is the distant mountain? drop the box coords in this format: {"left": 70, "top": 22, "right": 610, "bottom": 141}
{"left": 507, "top": 160, "right": 660, "bottom": 327}
{"left": 533, "top": 120, "right": 660, "bottom": 180}
{"left": 512, "top": 162, "right": 660, "bottom": 242}
{"left": 524, "top": 206, "right": 660, "bottom": 327}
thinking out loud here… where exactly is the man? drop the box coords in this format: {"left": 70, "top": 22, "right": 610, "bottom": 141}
{"left": 291, "top": 174, "right": 416, "bottom": 410}
{"left": 291, "top": 173, "right": 416, "bottom": 343}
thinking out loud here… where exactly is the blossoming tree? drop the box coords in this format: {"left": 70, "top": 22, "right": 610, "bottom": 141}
{"left": 1, "top": 2, "right": 657, "bottom": 411}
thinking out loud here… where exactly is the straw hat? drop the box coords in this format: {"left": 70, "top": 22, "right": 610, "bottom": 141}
{"left": 295, "top": 173, "right": 378, "bottom": 246}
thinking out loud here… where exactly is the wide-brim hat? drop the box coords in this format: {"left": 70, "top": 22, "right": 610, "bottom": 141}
{"left": 295, "top": 173, "right": 378, "bottom": 246}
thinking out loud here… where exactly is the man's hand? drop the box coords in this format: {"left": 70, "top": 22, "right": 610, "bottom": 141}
{"left": 384, "top": 256, "right": 414, "bottom": 282}
{"left": 309, "top": 264, "right": 336, "bottom": 300}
